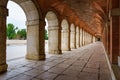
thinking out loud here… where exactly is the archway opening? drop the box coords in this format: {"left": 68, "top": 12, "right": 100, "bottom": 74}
{"left": 61, "top": 19, "right": 70, "bottom": 51}
{"left": 45, "top": 19, "right": 49, "bottom": 55}
{"left": 7, "top": 0, "right": 40, "bottom": 60}
{"left": 45, "top": 11, "right": 61, "bottom": 54}
{"left": 70, "top": 23, "right": 76, "bottom": 49}
{"left": 7, "top": 1, "right": 27, "bottom": 60}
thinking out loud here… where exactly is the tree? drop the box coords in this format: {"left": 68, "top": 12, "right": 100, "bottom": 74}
{"left": 7, "top": 23, "right": 18, "bottom": 39}
{"left": 17, "top": 29, "right": 27, "bottom": 40}
{"left": 45, "top": 29, "right": 48, "bottom": 40}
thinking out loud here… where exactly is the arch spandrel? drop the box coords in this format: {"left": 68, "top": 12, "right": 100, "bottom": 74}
{"left": 10, "top": 0, "right": 40, "bottom": 21}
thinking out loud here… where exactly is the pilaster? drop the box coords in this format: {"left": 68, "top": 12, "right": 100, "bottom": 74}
{"left": 0, "top": 4, "right": 8, "bottom": 73}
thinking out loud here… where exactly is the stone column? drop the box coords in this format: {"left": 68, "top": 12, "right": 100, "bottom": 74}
{"left": 85, "top": 32, "right": 88, "bottom": 45}
{"left": 87, "top": 33, "right": 91, "bottom": 44}
{"left": 0, "top": 2, "right": 8, "bottom": 73}
{"left": 82, "top": 30, "right": 85, "bottom": 46}
{"left": 76, "top": 26, "right": 80, "bottom": 48}
{"left": 83, "top": 31, "right": 86, "bottom": 45}
{"left": 89, "top": 34, "right": 92, "bottom": 44}
{"left": 93, "top": 36, "right": 96, "bottom": 42}
{"left": 92, "top": 36, "right": 94, "bottom": 43}
{"left": 90, "top": 35, "right": 93, "bottom": 43}
{"left": 26, "top": 20, "right": 46, "bottom": 60}
{"left": 61, "top": 29, "right": 70, "bottom": 51}
{"left": 86, "top": 32, "right": 88, "bottom": 45}
{"left": 70, "top": 26, "right": 76, "bottom": 49}
{"left": 48, "top": 26, "right": 62, "bottom": 54}
{"left": 80, "top": 28, "right": 83, "bottom": 47}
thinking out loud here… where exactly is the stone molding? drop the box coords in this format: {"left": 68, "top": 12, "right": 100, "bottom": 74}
{"left": 26, "top": 20, "right": 39, "bottom": 26}
{"left": 48, "top": 26, "right": 59, "bottom": 30}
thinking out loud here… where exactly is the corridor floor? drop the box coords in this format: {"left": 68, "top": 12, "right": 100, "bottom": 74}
{"left": 0, "top": 42, "right": 112, "bottom": 80}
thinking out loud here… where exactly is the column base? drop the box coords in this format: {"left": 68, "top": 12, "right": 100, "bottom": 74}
{"left": 71, "top": 46, "right": 76, "bottom": 49}
{"left": 49, "top": 50, "right": 62, "bottom": 54}
{"left": 0, "top": 64, "right": 8, "bottom": 73}
{"left": 62, "top": 48, "right": 71, "bottom": 51}
{"left": 76, "top": 45, "right": 80, "bottom": 48}
{"left": 26, "top": 53, "right": 46, "bottom": 60}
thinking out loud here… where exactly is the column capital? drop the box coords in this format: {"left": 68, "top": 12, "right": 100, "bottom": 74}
{"left": 48, "top": 26, "right": 59, "bottom": 30}
{"left": 61, "top": 30, "right": 70, "bottom": 32}
{"left": 26, "top": 20, "right": 39, "bottom": 26}
{"left": 26, "top": 19, "right": 46, "bottom": 26}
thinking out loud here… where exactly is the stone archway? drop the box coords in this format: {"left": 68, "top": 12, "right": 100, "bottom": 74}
{"left": 61, "top": 19, "right": 70, "bottom": 51}
{"left": 8, "top": 0, "right": 45, "bottom": 60}
{"left": 46, "top": 11, "right": 61, "bottom": 54}
{"left": 70, "top": 23, "right": 76, "bottom": 49}
{"left": 0, "top": 0, "right": 46, "bottom": 73}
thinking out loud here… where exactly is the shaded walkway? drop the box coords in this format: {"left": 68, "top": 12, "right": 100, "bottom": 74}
{"left": 0, "top": 42, "right": 112, "bottom": 80}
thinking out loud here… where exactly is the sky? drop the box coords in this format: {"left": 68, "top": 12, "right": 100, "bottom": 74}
{"left": 7, "top": 1, "right": 48, "bottom": 30}
{"left": 7, "top": 1, "right": 26, "bottom": 29}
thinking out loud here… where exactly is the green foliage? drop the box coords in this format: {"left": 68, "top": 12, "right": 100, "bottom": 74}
{"left": 7, "top": 23, "right": 18, "bottom": 39}
{"left": 45, "top": 29, "right": 48, "bottom": 40}
{"left": 17, "top": 29, "right": 27, "bottom": 40}
{"left": 7, "top": 23, "right": 27, "bottom": 40}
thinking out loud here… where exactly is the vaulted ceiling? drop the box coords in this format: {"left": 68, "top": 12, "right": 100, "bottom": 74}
{"left": 35, "top": 0, "right": 109, "bottom": 36}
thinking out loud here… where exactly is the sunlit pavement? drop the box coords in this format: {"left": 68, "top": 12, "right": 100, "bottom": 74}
{"left": 7, "top": 40, "right": 49, "bottom": 61}
{"left": 7, "top": 45, "right": 26, "bottom": 60}
{"left": 0, "top": 42, "right": 112, "bottom": 80}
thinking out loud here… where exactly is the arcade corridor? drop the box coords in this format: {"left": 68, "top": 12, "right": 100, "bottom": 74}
{"left": 0, "top": 0, "right": 120, "bottom": 80}
{"left": 0, "top": 42, "right": 112, "bottom": 80}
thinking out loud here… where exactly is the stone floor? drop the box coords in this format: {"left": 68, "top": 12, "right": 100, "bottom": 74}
{"left": 0, "top": 42, "right": 112, "bottom": 80}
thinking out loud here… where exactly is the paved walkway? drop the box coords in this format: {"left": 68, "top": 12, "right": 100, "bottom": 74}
{"left": 7, "top": 40, "right": 49, "bottom": 60}
{"left": 0, "top": 42, "right": 112, "bottom": 80}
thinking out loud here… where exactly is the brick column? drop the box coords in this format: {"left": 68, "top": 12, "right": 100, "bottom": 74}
{"left": 0, "top": 1, "right": 8, "bottom": 73}
{"left": 110, "top": 17, "right": 120, "bottom": 64}
{"left": 26, "top": 20, "right": 46, "bottom": 60}
{"left": 110, "top": 0, "right": 120, "bottom": 64}
{"left": 107, "top": 24, "right": 110, "bottom": 54}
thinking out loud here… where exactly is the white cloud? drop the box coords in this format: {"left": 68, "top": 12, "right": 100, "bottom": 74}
{"left": 7, "top": 1, "right": 26, "bottom": 29}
